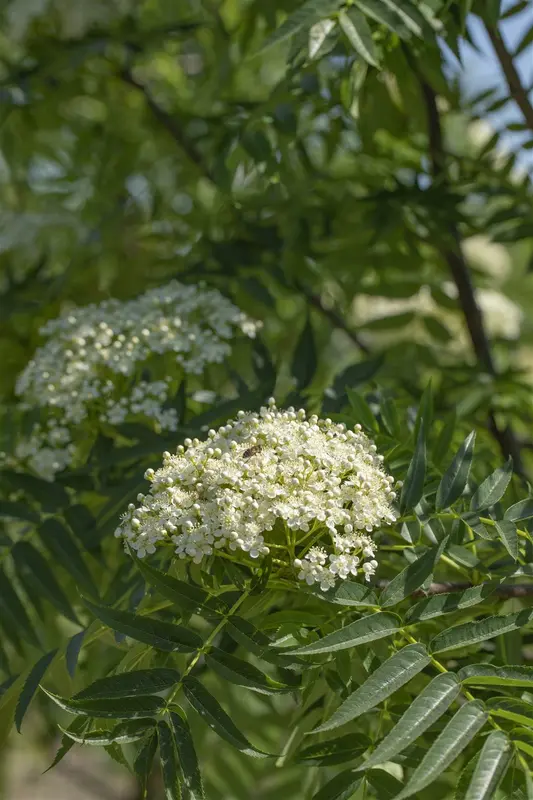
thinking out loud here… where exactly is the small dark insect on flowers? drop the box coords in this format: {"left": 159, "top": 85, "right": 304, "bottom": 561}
{"left": 242, "top": 444, "right": 263, "bottom": 459}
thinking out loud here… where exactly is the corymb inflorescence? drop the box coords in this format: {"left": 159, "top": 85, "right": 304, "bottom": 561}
{"left": 115, "top": 402, "right": 397, "bottom": 589}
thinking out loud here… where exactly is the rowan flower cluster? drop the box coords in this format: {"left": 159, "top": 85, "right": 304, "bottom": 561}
{"left": 115, "top": 403, "right": 397, "bottom": 590}
{"left": 14, "top": 281, "right": 260, "bottom": 479}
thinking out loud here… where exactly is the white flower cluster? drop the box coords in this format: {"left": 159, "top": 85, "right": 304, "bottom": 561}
{"left": 14, "top": 281, "right": 260, "bottom": 479}
{"left": 115, "top": 402, "right": 396, "bottom": 590}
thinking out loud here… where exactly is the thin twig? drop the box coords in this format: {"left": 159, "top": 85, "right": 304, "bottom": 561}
{"left": 376, "top": 580, "right": 533, "bottom": 597}
{"left": 414, "top": 68, "right": 525, "bottom": 475}
{"left": 485, "top": 23, "right": 533, "bottom": 134}
{"left": 298, "top": 282, "right": 371, "bottom": 354}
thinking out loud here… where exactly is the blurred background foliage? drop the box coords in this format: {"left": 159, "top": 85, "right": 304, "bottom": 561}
{"left": 1, "top": 0, "right": 533, "bottom": 797}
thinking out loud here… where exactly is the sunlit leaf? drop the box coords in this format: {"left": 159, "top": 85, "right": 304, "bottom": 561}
{"left": 313, "top": 644, "right": 430, "bottom": 733}
{"left": 395, "top": 702, "right": 488, "bottom": 799}
{"left": 289, "top": 611, "right": 400, "bottom": 655}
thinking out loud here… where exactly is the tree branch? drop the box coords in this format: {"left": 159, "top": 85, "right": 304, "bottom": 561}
{"left": 120, "top": 67, "right": 217, "bottom": 185}
{"left": 415, "top": 72, "right": 525, "bottom": 475}
{"left": 485, "top": 23, "right": 533, "bottom": 134}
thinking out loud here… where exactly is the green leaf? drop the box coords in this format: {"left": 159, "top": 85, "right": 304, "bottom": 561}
{"left": 358, "top": 672, "right": 460, "bottom": 770}
{"left": 485, "top": 697, "right": 533, "bottom": 727}
{"left": 1, "top": 470, "right": 69, "bottom": 512}
{"left": 405, "top": 581, "right": 500, "bottom": 622}
{"left": 0, "top": 500, "right": 39, "bottom": 523}
{"left": 12, "top": 541, "right": 78, "bottom": 623}
{"left": 292, "top": 313, "right": 317, "bottom": 390}
{"left": 44, "top": 718, "right": 90, "bottom": 772}
{"left": 259, "top": 0, "right": 343, "bottom": 53}
{"left": 435, "top": 431, "right": 476, "bottom": 509}
{"left": 206, "top": 649, "right": 291, "bottom": 695}
{"left": 169, "top": 709, "right": 205, "bottom": 799}
{"left": 304, "top": 580, "right": 377, "bottom": 606}
{"left": 338, "top": 8, "right": 379, "bottom": 67}
{"left": 505, "top": 499, "right": 533, "bottom": 522}
{"left": 346, "top": 388, "right": 378, "bottom": 432}
{"left": 494, "top": 519, "right": 518, "bottom": 560}
{"left": 367, "top": 769, "right": 405, "bottom": 798}
{"left": 312, "top": 770, "right": 362, "bottom": 800}
{"left": 73, "top": 668, "right": 181, "bottom": 701}
{"left": 312, "top": 644, "right": 430, "bottom": 733}
{"left": 430, "top": 608, "right": 533, "bottom": 654}
{"left": 0, "top": 565, "right": 40, "bottom": 648}
{"left": 64, "top": 504, "right": 99, "bottom": 553}
{"left": 459, "top": 663, "right": 533, "bottom": 688}
{"left": 38, "top": 518, "right": 98, "bottom": 597}
{"left": 82, "top": 598, "right": 202, "bottom": 652}
{"left": 353, "top": 0, "right": 411, "bottom": 38}
{"left": 66, "top": 630, "right": 86, "bottom": 678}
{"left": 157, "top": 721, "right": 182, "bottom": 800}
{"left": 395, "top": 702, "right": 488, "bottom": 799}
{"left": 15, "top": 649, "right": 57, "bottom": 732}
{"left": 298, "top": 733, "right": 370, "bottom": 766}
{"left": 41, "top": 687, "right": 166, "bottom": 719}
{"left": 134, "top": 730, "right": 157, "bottom": 797}
{"left": 289, "top": 611, "right": 400, "bottom": 655}
{"left": 135, "top": 559, "right": 221, "bottom": 617}
{"left": 380, "top": 537, "right": 448, "bottom": 607}
{"left": 464, "top": 730, "right": 511, "bottom": 800}
{"left": 60, "top": 719, "right": 155, "bottom": 745}
{"left": 379, "top": 0, "right": 433, "bottom": 37}
{"left": 433, "top": 412, "right": 457, "bottom": 465}
{"left": 470, "top": 458, "right": 513, "bottom": 511}
{"left": 414, "top": 381, "right": 433, "bottom": 443}
{"left": 400, "top": 424, "right": 426, "bottom": 512}
{"left": 183, "top": 677, "right": 270, "bottom": 757}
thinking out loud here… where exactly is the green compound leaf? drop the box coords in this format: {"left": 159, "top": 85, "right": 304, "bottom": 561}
{"left": 157, "top": 721, "right": 182, "bottom": 800}
{"left": 395, "top": 702, "right": 488, "bottom": 799}
{"left": 312, "top": 644, "right": 430, "bottom": 733}
{"left": 73, "top": 668, "right": 181, "bottom": 701}
{"left": 470, "top": 458, "right": 513, "bottom": 511}
{"left": 357, "top": 672, "right": 460, "bottom": 770}
{"left": 82, "top": 598, "right": 202, "bottom": 652}
{"left": 430, "top": 609, "right": 533, "bottom": 654}
{"left": 169, "top": 709, "right": 205, "bottom": 800}
{"left": 435, "top": 431, "right": 476, "bottom": 510}
{"left": 464, "top": 730, "right": 511, "bottom": 800}
{"left": 183, "top": 677, "right": 271, "bottom": 757}
{"left": 458, "top": 663, "right": 533, "bottom": 688}
{"left": 380, "top": 537, "right": 448, "bottom": 607}
{"left": 60, "top": 719, "right": 155, "bottom": 746}
{"left": 41, "top": 687, "right": 166, "bottom": 719}
{"left": 289, "top": 611, "right": 400, "bottom": 655}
